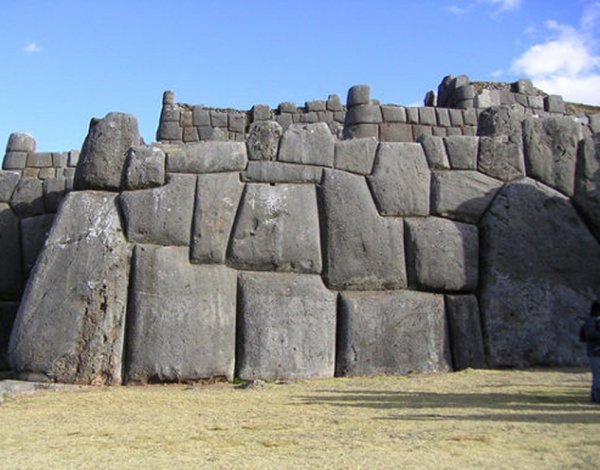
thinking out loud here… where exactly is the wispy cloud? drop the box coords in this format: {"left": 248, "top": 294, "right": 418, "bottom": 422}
{"left": 511, "top": 3, "right": 600, "bottom": 104}
{"left": 491, "top": 69, "right": 504, "bottom": 78}
{"left": 23, "top": 42, "right": 42, "bottom": 54}
{"left": 445, "top": 4, "right": 472, "bottom": 15}
{"left": 445, "top": 0, "right": 520, "bottom": 17}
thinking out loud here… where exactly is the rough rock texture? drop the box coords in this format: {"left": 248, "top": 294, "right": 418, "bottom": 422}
{"left": 405, "top": 217, "right": 478, "bottom": 292}
{"left": 74, "top": 113, "right": 142, "bottom": 191}
{"left": 334, "top": 137, "right": 378, "bottom": 174}
{"left": 247, "top": 121, "right": 282, "bottom": 161}
{"left": 241, "top": 162, "right": 323, "bottom": 184}
{"left": 228, "top": 184, "right": 322, "bottom": 273}
{"left": 431, "top": 170, "right": 503, "bottom": 223}
{"left": 574, "top": 133, "right": 600, "bottom": 240}
{"left": 166, "top": 141, "right": 247, "bottom": 173}
{"left": 0, "top": 302, "right": 19, "bottom": 370}
{"left": 477, "top": 137, "right": 525, "bottom": 182}
{"left": 8, "top": 191, "right": 131, "bottom": 384}
{"left": 444, "top": 136, "right": 478, "bottom": 170}
{"left": 236, "top": 272, "right": 337, "bottom": 380}
{"left": 479, "top": 178, "right": 600, "bottom": 367}
{"left": 191, "top": 173, "right": 244, "bottom": 264}
{"left": 418, "top": 135, "right": 450, "bottom": 170}
{"left": 0, "top": 204, "right": 22, "bottom": 298}
{"left": 20, "top": 214, "right": 54, "bottom": 276}
{"left": 0, "top": 171, "right": 20, "bottom": 202}
{"left": 10, "top": 177, "right": 44, "bottom": 218}
{"left": 336, "top": 291, "right": 451, "bottom": 376}
{"left": 523, "top": 117, "right": 581, "bottom": 196}
{"left": 124, "top": 146, "right": 166, "bottom": 190}
{"left": 319, "top": 169, "right": 406, "bottom": 290}
{"left": 445, "top": 295, "right": 486, "bottom": 370}
{"left": 277, "top": 123, "right": 335, "bottom": 167}
{"left": 368, "top": 143, "right": 430, "bottom": 216}
{"left": 119, "top": 174, "right": 196, "bottom": 246}
{"left": 126, "top": 246, "right": 237, "bottom": 383}
{"left": 43, "top": 177, "right": 67, "bottom": 212}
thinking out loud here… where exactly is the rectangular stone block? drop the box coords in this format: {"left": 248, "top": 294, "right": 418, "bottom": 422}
{"left": 381, "top": 105, "right": 406, "bottom": 123}
{"left": 52, "top": 152, "right": 68, "bottom": 168}
{"left": 0, "top": 171, "right": 20, "bottom": 202}
{"left": 379, "top": 123, "right": 413, "bottom": 142}
{"left": 210, "top": 111, "right": 228, "bottom": 128}
{"left": 449, "top": 109, "right": 464, "bottom": 126}
{"left": 445, "top": 295, "right": 487, "bottom": 370}
{"left": 166, "top": 141, "right": 248, "bottom": 174}
{"left": 20, "top": 213, "right": 55, "bottom": 276}
{"left": 43, "top": 176, "right": 66, "bottom": 212}
{"left": 278, "top": 123, "right": 335, "bottom": 167}
{"left": 241, "top": 161, "right": 323, "bottom": 183}
{"left": 68, "top": 151, "right": 80, "bottom": 167}
{"left": 419, "top": 107, "right": 437, "bottom": 126}
{"left": 412, "top": 125, "right": 433, "bottom": 140}
{"left": 157, "top": 121, "right": 183, "bottom": 141}
{"left": 183, "top": 127, "right": 199, "bottom": 143}
{"left": 334, "top": 137, "right": 378, "bottom": 175}
{"left": 229, "top": 113, "right": 247, "bottom": 133}
{"left": 345, "top": 105, "right": 383, "bottom": 125}
{"left": 3, "top": 152, "right": 28, "bottom": 170}
{"left": 406, "top": 107, "right": 419, "bottom": 124}
{"left": 436, "top": 108, "right": 451, "bottom": 127}
{"left": 236, "top": 272, "right": 337, "bottom": 381}
{"left": 38, "top": 168, "right": 56, "bottom": 179}
{"left": 180, "top": 110, "right": 193, "bottom": 127}
{"left": 306, "top": 100, "right": 326, "bottom": 112}
{"left": 444, "top": 136, "right": 479, "bottom": 170}
{"left": 343, "top": 124, "right": 379, "bottom": 140}
{"left": 192, "top": 106, "right": 211, "bottom": 126}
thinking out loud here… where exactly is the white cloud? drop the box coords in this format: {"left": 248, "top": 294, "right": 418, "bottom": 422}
{"left": 491, "top": 69, "right": 504, "bottom": 78}
{"left": 479, "top": 0, "right": 522, "bottom": 13}
{"left": 23, "top": 42, "right": 42, "bottom": 54}
{"left": 511, "top": 7, "right": 600, "bottom": 105}
{"left": 445, "top": 4, "right": 472, "bottom": 15}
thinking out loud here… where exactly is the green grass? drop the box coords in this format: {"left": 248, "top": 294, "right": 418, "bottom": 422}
{"left": 1, "top": 369, "right": 599, "bottom": 469}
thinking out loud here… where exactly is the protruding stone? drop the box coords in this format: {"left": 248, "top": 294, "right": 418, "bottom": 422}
{"left": 347, "top": 85, "right": 371, "bottom": 107}
{"left": 444, "top": 136, "right": 479, "bottom": 170}
{"left": 74, "top": 113, "right": 142, "bottom": 191}
{"left": 479, "top": 178, "right": 600, "bottom": 367}
{"left": 124, "top": 146, "right": 165, "bottom": 190}
{"left": 0, "top": 204, "right": 22, "bottom": 298}
{"left": 445, "top": 295, "right": 486, "bottom": 370}
{"left": 345, "top": 105, "right": 382, "bottom": 125}
{"left": 246, "top": 121, "right": 283, "bottom": 161}
{"left": 191, "top": 173, "right": 244, "bottom": 264}
{"left": 236, "top": 272, "right": 337, "bottom": 381}
{"left": 8, "top": 191, "right": 132, "bottom": 384}
{"left": 9, "top": 177, "right": 44, "bottom": 217}
{"left": 0, "top": 171, "right": 20, "bottom": 202}
{"left": 326, "top": 95, "right": 343, "bottom": 112}
{"left": 544, "top": 95, "right": 565, "bottom": 114}
{"left": 334, "top": 137, "right": 378, "bottom": 175}
{"left": 478, "top": 136, "right": 525, "bottom": 182}
{"left": 336, "top": 291, "right": 451, "bottom": 376}
{"left": 418, "top": 135, "right": 451, "bottom": 170}
{"left": 6, "top": 133, "right": 36, "bottom": 153}
{"left": 367, "top": 143, "right": 430, "bottom": 216}
{"left": 125, "top": 246, "right": 237, "bottom": 383}
{"left": 162, "top": 90, "right": 176, "bottom": 105}
{"left": 20, "top": 213, "right": 54, "bottom": 276}
{"left": 319, "top": 169, "right": 406, "bottom": 290}
{"left": 278, "top": 123, "right": 335, "bottom": 167}
{"left": 228, "top": 184, "right": 322, "bottom": 274}
{"left": 119, "top": 174, "right": 196, "bottom": 246}
{"left": 167, "top": 141, "right": 247, "bottom": 174}
{"left": 511, "top": 80, "right": 535, "bottom": 95}
{"left": 405, "top": 217, "right": 478, "bottom": 292}
{"left": 251, "top": 104, "right": 271, "bottom": 122}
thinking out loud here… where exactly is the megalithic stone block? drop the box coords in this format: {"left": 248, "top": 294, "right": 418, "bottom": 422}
{"left": 0, "top": 302, "right": 19, "bottom": 370}
{"left": 20, "top": 213, "right": 55, "bottom": 277}
{"left": 125, "top": 246, "right": 237, "bottom": 383}
{"left": 8, "top": 191, "right": 132, "bottom": 384}
{"left": 336, "top": 290, "right": 451, "bottom": 376}
{"left": 0, "top": 203, "right": 22, "bottom": 298}
{"left": 277, "top": 123, "right": 335, "bottom": 167}
{"left": 445, "top": 295, "right": 486, "bottom": 370}
{"left": 236, "top": 272, "right": 337, "bottom": 381}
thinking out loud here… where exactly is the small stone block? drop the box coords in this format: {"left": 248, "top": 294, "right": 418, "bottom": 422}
{"left": 406, "top": 107, "right": 420, "bottom": 124}
{"left": 449, "top": 109, "right": 464, "bottom": 126}
{"left": 210, "top": 111, "right": 228, "bottom": 128}
{"left": 2, "top": 151, "right": 27, "bottom": 170}
{"left": 27, "top": 152, "right": 53, "bottom": 168}
{"left": 68, "top": 151, "right": 80, "bottom": 167}
{"left": 326, "top": 95, "right": 343, "bottom": 112}
{"left": 306, "top": 100, "right": 326, "bottom": 112}
{"left": 192, "top": 107, "right": 211, "bottom": 127}
{"left": 381, "top": 105, "right": 407, "bottom": 123}
{"left": 419, "top": 107, "right": 437, "bottom": 126}
{"left": 7, "top": 133, "right": 36, "bottom": 153}
{"left": 347, "top": 85, "right": 371, "bottom": 107}
{"left": 180, "top": 110, "right": 193, "bottom": 127}
{"left": 436, "top": 108, "right": 451, "bottom": 127}
{"left": 252, "top": 104, "right": 271, "bottom": 121}
{"left": 229, "top": 113, "right": 247, "bottom": 133}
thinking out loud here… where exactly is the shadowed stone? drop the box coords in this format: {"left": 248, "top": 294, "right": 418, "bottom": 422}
{"left": 10, "top": 177, "right": 44, "bottom": 218}
{"left": 236, "top": 272, "right": 337, "bottom": 381}
{"left": 0, "top": 204, "right": 22, "bottom": 298}
{"left": 8, "top": 191, "right": 131, "bottom": 384}
{"left": 0, "top": 171, "right": 20, "bottom": 202}
{"left": 125, "top": 246, "right": 237, "bottom": 383}
{"left": 336, "top": 291, "right": 451, "bottom": 376}
{"left": 0, "top": 302, "right": 19, "bottom": 370}
{"left": 418, "top": 136, "right": 450, "bottom": 170}
{"left": 278, "top": 123, "right": 335, "bottom": 167}
{"left": 574, "top": 133, "right": 600, "bottom": 239}
{"left": 20, "top": 214, "right": 54, "bottom": 277}
{"left": 445, "top": 295, "right": 487, "bottom": 370}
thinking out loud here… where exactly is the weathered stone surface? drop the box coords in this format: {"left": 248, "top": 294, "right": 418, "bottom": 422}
{"left": 228, "top": 184, "right": 322, "bottom": 273}
{"left": 2, "top": 151, "right": 27, "bottom": 170}
{"left": 119, "top": 174, "right": 196, "bottom": 246}
{"left": 573, "top": 133, "right": 600, "bottom": 239}
{"left": 523, "top": 116, "right": 580, "bottom": 196}
{"left": 6, "top": 133, "right": 36, "bottom": 153}
{"left": 0, "top": 302, "right": 19, "bottom": 369}
{"left": 367, "top": 143, "right": 430, "bottom": 216}
{"left": 9, "top": 177, "right": 44, "bottom": 217}
{"left": 27, "top": 152, "right": 52, "bottom": 168}
{"left": 381, "top": 106, "right": 406, "bottom": 123}
{"left": 126, "top": 246, "right": 237, "bottom": 383}
{"left": 246, "top": 121, "right": 282, "bottom": 161}
{"left": 379, "top": 123, "right": 412, "bottom": 142}
{"left": 334, "top": 137, "right": 378, "bottom": 175}
{"left": 544, "top": 95, "right": 565, "bottom": 113}
{"left": 0, "top": 171, "right": 20, "bottom": 202}
{"left": 326, "top": 95, "right": 343, "bottom": 111}
{"left": 124, "top": 146, "right": 165, "bottom": 190}
{"left": 251, "top": 104, "right": 271, "bottom": 121}
{"left": 198, "top": 127, "right": 227, "bottom": 142}
{"left": 43, "top": 177, "right": 66, "bottom": 212}
{"left": 405, "top": 217, "right": 478, "bottom": 292}
{"left": 241, "top": 161, "right": 323, "bottom": 183}
{"left": 345, "top": 105, "right": 382, "bottom": 125}
{"left": 191, "top": 173, "right": 244, "bottom": 264}
{"left": 344, "top": 123, "right": 379, "bottom": 140}
{"left": 477, "top": 106, "right": 523, "bottom": 138}
{"left": 445, "top": 295, "right": 486, "bottom": 370}
{"left": 167, "top": 141, "right": 247, "bottom": 173}
{"left": 347, "top": 85, "right": 371, "bottom": 107}
{"left": 419, "top": 107, "right": 437, "bottom": 126}
{"left": 336, "top": 291, "right": 451, "bottom": 376}
{"left": 8, "top": 191, "right": 131, "bottom": 384}
{"left": 431, "top": 170, "right": 503, "bottom": 223}
{"left": 479, "top": 178, "right": 600, "bottom": 367}
{"left": 319, "top": 169, "right": 406, "bottom": 290}
{"left": 74, "top": 113, "right": 142, "bottom": 191}
{"left": 20, "top": 214, "right": 54, "bottom": 276}
{"left": 0, "top": 204, "right": 22, "bottom": 298}
{"left": 444, "top": 136, "right": 478, "bottom": 170}
{"left": 236, "top": 272, "right": 337, "bottom": 381}
{"left": 418, "top": 135, "right": 450, "bottom": 170}
{"left": 478, "top": 136, "right": 525, "bottom": 182}
{"left": 278, "top": 123, "right": 335, "bottom": 167}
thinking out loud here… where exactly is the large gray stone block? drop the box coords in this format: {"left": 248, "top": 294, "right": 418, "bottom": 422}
{"left": 2, "top": 152, "right": 27, "bottom": 170}
{"left": 9, "top": 177, "right": 44, "bottom": 217}
{"left": 246, "top": 121, "right": 282, "bottom": 161}
{"left": 241, "top": 161, "right": 323, "bottom": 184}
{"left": 8, "top": 191, "right": 132, "bottom": 384}
{"left": 573, "top": 133, "right": 600, "bottom": 239}
{"left": 405, "top": 217, "right": 478, "bottom": 293}
{"left": 333, "top": 137, "right": 378, "bottom": 175}
{"left": 20, "top": 214, "right": 55, "bottom": 277}
{"left": 43, "top": 177, "right": 67, "bottom": 213}
{"left": 190, "top": 173, "right": 244, "bottom": 264}
{"left": 477, "top": 136, "right": 525, "bottom": 182}
{"left": 367, "top": 143, "right": 430, "bottom": 216}
{"left": 523, "top": 116, "right": 580, "bottom": 196}
{"left": 125, "top": 246, "right": 237, "bottom": 383}
{"left": 479, "top": 178, "right": 600, "bottom": 367}
{"left": 477, "top": 106, "right": 524, "bottom": 138}
{"left": 6, "top": 133, "right": 36, "bottom": 153}
{"left": 0, "top": 171, "right": 20, "bottom": 202}
{"left": 124, "top": 146, "right": 166, "bottom": 190}
{"left": 74, "top": 113, "right": 142, "bottom": 191}
{"left": 236, "top": 272, "right": 337, "bottom": 381}
{"left": 336, "top": 291, "right": 451, "bottom": 376}
{"left": 277, "top": 123, "right": 335, "bottom": 167}
{"left": 119, "top": 174, "right": 196, "bottom": 246}
{"left": 166, "top": 141, "right": 247, "bottom": 173}
{"left": 228, "top": 184, "right": 322, "bottom": 274}
{"left": 319, "top": 169, "right": 406, "bottom": 290}
{"left": 347, "top": 85, "right": 371, "bottom": 107}
{"left": 0, "top": 302, "right": 19, "bottom": 370}
{"left": 430, "top": 170, "right": 503, "bottom": 223}
{"left": 0, "top": 204, "right": 22, "bottom": 298}
{"left": 418, "top": 136, "right": 451, "bottom": 170}
{"left": 444, "top": 136, "right": 478, "bottom": 170}
{"left": 445, "top": 295, "right": 486, "bottom": 370}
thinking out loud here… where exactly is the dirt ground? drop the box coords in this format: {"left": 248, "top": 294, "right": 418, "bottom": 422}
{"left": 1, "top": 368, "right": 599, "bottom": 469}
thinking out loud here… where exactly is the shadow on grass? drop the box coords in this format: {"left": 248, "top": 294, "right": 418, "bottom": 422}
{"left": 297, "top": 386, "right": 600, "bottom": 424}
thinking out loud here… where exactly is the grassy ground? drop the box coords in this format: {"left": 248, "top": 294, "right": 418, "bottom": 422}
{"left": 1, "top": 368, "right": 599, "bottom": 469}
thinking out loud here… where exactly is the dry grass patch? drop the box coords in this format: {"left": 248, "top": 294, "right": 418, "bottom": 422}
{"left": 1, "top": 369, "right": 599, "bottom": 469}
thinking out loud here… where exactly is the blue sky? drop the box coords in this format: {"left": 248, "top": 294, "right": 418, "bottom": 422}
{"left": 1, "top": 0, "right": 599, "bottom": 152}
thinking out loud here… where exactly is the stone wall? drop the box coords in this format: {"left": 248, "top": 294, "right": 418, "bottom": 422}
{"left": 2, "top": 79, "right": 600, "bottom": 384}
